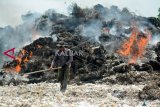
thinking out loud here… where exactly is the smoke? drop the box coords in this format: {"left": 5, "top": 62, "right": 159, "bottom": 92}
{"left": 150, "top": 35, "right": 160, "bottom": 45}
{"left": 0, "top": 8, "right": 64, "bottom": 67}
{"left": 81, "top": 20, "right": 102, "bottom": 43}
{"left": 78, "top": 4, "right": 160, "bottom": 55}
{"left": 0, "top": 12, "right": 41, "bottom": 67}
{"left": 0, "top": 3, "right": 160, "bottom": 67}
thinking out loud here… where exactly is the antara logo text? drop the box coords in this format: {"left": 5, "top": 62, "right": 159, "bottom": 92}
{"left": 2, "top": 48, "right": 16, "bottom": 60}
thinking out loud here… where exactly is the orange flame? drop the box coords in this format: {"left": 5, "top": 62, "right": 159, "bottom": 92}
{"left": 117, "top": 28, "right": 151, "bottom": 64}
{"left": 14, "top": 49, "right": 33, "bottom": 73}
{"left": 15, "top": 65, "right": 21, "bottom": 73}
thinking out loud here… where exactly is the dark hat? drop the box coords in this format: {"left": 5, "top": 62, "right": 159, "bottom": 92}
{"left": 56, "top": 41, "right": 68, "bottom": 47}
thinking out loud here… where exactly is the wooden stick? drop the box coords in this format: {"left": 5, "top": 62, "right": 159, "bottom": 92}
{"left": 24, "top": 67, "right": 61, "bottom": 75}
{"left": 0, "top": 69, "right": 5, "bottom": 72}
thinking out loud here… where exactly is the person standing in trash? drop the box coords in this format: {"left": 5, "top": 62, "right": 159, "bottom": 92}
{"left": 50, "top": 41, "right": 73, "bottom": 92}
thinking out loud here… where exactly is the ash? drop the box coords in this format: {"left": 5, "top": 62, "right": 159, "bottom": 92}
{"left": 0, "top": 83, "right": 159, "bottom": 107}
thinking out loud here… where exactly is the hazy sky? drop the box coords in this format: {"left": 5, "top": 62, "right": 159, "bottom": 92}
{"left": 0, "top": 0, "right": 160, "bottom": 27}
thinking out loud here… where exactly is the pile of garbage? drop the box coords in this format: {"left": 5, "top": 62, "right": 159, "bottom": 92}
{"left": 0, "top": 4, "right": 160, "bottom": 100}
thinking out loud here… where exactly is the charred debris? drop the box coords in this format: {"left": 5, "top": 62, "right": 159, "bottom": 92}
{"left": 0, "top": 4, "right": 160, "bottom": 100}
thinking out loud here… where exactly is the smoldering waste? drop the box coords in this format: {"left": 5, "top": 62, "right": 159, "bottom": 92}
{"left": 0, "top": 4, "right": 160, "bottom": 101}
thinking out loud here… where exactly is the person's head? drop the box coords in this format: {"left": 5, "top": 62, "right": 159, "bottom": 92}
{"left": 58, "top": 45, "right": 65, "bottom": 51}
{"left": 57, "top": 41, "right": 67, "bottom": 51}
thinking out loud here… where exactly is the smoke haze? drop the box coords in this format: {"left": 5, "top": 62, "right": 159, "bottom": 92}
{"left": 0, "top": 0, "right": 160, "bottom": 27}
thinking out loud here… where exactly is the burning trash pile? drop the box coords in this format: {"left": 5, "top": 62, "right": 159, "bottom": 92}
{"left": 0, "top": 4, "right": 160, "bottom": 100}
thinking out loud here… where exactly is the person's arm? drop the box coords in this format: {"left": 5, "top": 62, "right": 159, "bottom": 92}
{"left": 65, "top": 49, "right": 73, "bottom": 65}
{"left": 50, "top": 51, "right": 58, "bottom": 68}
